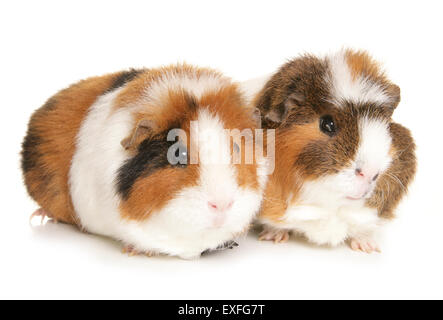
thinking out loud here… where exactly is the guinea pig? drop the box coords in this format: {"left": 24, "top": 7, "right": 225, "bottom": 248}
{"left": 21, "top": 64, "right": 268, "bottom": 259}
{"left": 242, "top": 49, "right": 416, "bottom": 253}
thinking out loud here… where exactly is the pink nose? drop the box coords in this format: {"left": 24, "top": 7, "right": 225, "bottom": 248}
{"left": 208, "top": 200, "right": 234, "bottom": 212}
{"left": 355, "top": 168, "right": 379, "bottom": 181}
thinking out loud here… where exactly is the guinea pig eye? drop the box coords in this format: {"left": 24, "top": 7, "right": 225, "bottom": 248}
{"left": 174, "top": 147, "right": 188, "bottom": 165}
{"left": 319, "top": 115, "right": 336, "bottom": 136}
{"left": 233, "top": 142, "right": 240, "bottom": 153}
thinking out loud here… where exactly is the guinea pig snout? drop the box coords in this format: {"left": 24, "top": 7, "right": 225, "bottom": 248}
{"left": 355, "top": 167, "right": 380, "bottom": 183}
{"left": 208, "top": 199, "right": 234, "bottom": 228}
{"left": 347, "top": 168, "right": 380, "bottom": 200}
{"left": 208, "top": 199, "right": 234, "bottom": 213}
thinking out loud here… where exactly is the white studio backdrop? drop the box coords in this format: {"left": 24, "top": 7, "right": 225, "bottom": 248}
{"left": 1, "top": 0, "right": 442, "bottom": 299}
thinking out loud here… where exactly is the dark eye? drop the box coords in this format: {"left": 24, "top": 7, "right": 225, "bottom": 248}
{"left": 319, "top": 115, "right": 336, "bottom": 136}
{"left": 174, "top": 147, "right": 188, "bottom": 165}
{"left": 233, "top": 142, "right": 240, "bottom": 153}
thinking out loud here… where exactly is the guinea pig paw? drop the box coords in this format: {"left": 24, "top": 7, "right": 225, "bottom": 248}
{"left": 201, "top": 241, "right": 239, "bottom": 256}
{"left": 29, "top": 208, "right": 57, "bottom": 225}
{"left": 349, "top": 237, "right": 381, "bottom": 254}
{"left": 122, "top": 244, "right": 143, "bottom": 256}
{"left": 259, "top": 228, "right": 290, "bottom": 243}
{"left": 144, "top": 251, "right": 158, "bottom": 257}
{"left": 218, "top": 240, "right": 239, "bottom": 250}
{"left": 122, "top": 245, "right": 157, "bottom": 257}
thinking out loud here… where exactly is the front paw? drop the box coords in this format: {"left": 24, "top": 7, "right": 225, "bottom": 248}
{"left": 259, "top": 228, "right": 290, "bottom": 243}
{"left": 201, "top": 240, "right": 239, "bottom": 255}
{"left": 348, "top": 237, "right": 381, "bottom": 254}
{"left": 122, "top": 244, "right": 158, "bottom": 257}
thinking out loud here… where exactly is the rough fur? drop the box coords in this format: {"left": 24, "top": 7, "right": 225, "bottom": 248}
{"left": 249, "top": 49, "right": 416, "bottom": 247}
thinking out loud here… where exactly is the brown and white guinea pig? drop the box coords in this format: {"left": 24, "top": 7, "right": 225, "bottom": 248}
{"left": 21, "top": 64, "right": 268, "bottom": 259}
{"left": 241, "top": 49, "right": 417, "bottom": 253}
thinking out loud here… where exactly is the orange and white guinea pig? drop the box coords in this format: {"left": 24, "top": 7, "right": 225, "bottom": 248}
{"left": 241, "top": 49, "right": 416, "bottom": 253}
{"left": 21, "top": 64, "right": 268, "bottom": 259}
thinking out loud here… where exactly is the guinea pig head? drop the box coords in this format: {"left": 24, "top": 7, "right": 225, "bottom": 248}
{"left": 261, "top": 49, "right": 400, "bottom": 202}
{"left": 117, "top": 86, "right": 264, "bottom": 231}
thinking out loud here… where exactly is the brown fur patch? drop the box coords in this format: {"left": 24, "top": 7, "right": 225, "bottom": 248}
{"left": 119, "top": 166, "right": 199, "bottom": 221}
{"left": 114, "top": 64, "right": 226, "bottom": 109}
{"left": 254, "top": 54, "right": 330, "bottom": 129}
{"left": 366, "top": 122, "right": 417, "bottom": 218}
{"left": 345, "top": 49, "right": 385, "bottom": 81}
{"left": 21, "top": 72, "right": 122, "bottom": 226}
{"left": 292, "top": 103, "right": 392, "bottom": 179}
{"left": 256, "top": 49, "right": 401, "bottom": 129}
{"left": 345, "top": 49, "right": 401, "bottom": 109}
{"left": 259, "top": 123, "right": 325, "bottom": 223}
{"left": 117, "top": 89, "right": 200, "bottom": 219}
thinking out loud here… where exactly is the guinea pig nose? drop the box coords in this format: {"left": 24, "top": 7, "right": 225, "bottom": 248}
{"left": 208, "top": 200, "right": 234, "bottom": 212}
{"left": 356, "top": 168, "right": 380, "bottom": 181}
{"left": 355, "top": 168, "right": 364, "bottom": 177}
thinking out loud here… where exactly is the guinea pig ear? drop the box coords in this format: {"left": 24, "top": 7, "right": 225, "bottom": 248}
{"left": 285, "top": 92, "right": 306, "bottom": 107}
{"left": 251, "top": 108, "right": 262, "bottom": 128}
{"left": 386, "top": 84, "right": 401, "bottom": 110}
{"left": 264, "top": 105, "right": 288, "bottom": 124}
{"left": 263, "top": 92, "right": 304, "bottom": 125}
{"left": 120, "top": 119, "right": 157, "bottom": 150}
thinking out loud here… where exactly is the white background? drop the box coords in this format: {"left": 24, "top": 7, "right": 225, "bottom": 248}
{"left": 1, "top": 0, "right": 442, "bottom": 299}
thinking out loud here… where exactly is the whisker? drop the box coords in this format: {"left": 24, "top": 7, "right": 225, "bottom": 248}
{"left": 384, "top": 172, "right": 407, "bottom": 193}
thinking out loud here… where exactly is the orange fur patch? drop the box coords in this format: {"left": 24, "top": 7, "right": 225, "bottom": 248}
{"left": 366, "top": 122, "right": 416, "bottom": 219}
{"left": 23, "top": 72, "right": 121, "bottom": 226}
{"left": 345, "top": 49, "right": 401, "bottom": 109}
{"left": 119, "top": 166, "right": 200, "bottom": 221}
{"left": 345, "top": 49, "right": 386, "bottom": 81}
{"left": 259, "top": 122, "right": 325, "bottom": 223}
{"left": 114, "top": 64, "right": 226, "bottom": 109}
{"left": 199, "top": 85, "right": 260, "bottom": 190}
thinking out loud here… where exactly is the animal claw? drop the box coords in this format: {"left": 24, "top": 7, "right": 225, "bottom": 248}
{"left": 349, "top": 237, "right": 381, "bottom": 254}
{"left": 122, "top": 244, "right": 157, "bottom": 257}
{"left": 259, "top": 228, "right": 290, "bottom": 243}
{"left": 29, "top": 208, "right": 57, "bottom": 225}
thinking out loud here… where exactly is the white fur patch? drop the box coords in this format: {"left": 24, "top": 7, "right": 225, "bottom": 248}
{"left": 269, "top": 187, "right": 382, "bottom": 246}
{"left": 69, "top": 88, "right": 132, "bottom": 236}
{"left": 238, "top": 74, "right": 272, "bottom": 105}
{"left": 326, "top": 50, "right": 392, "bottom": 106}
{"left": 142, "top": 70, "right": 231, "bottom": 107}
{"left": 195, "top": 109, "right": 237, "bottom": 201}
{"left": 259, "top": 118, "right": 392, "bottom": 247}
{"left": 355, "top": 117, "right": 392, "bottom": 174}
{"left": 69, "top": 85, "right": 265, "bottom": 259}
